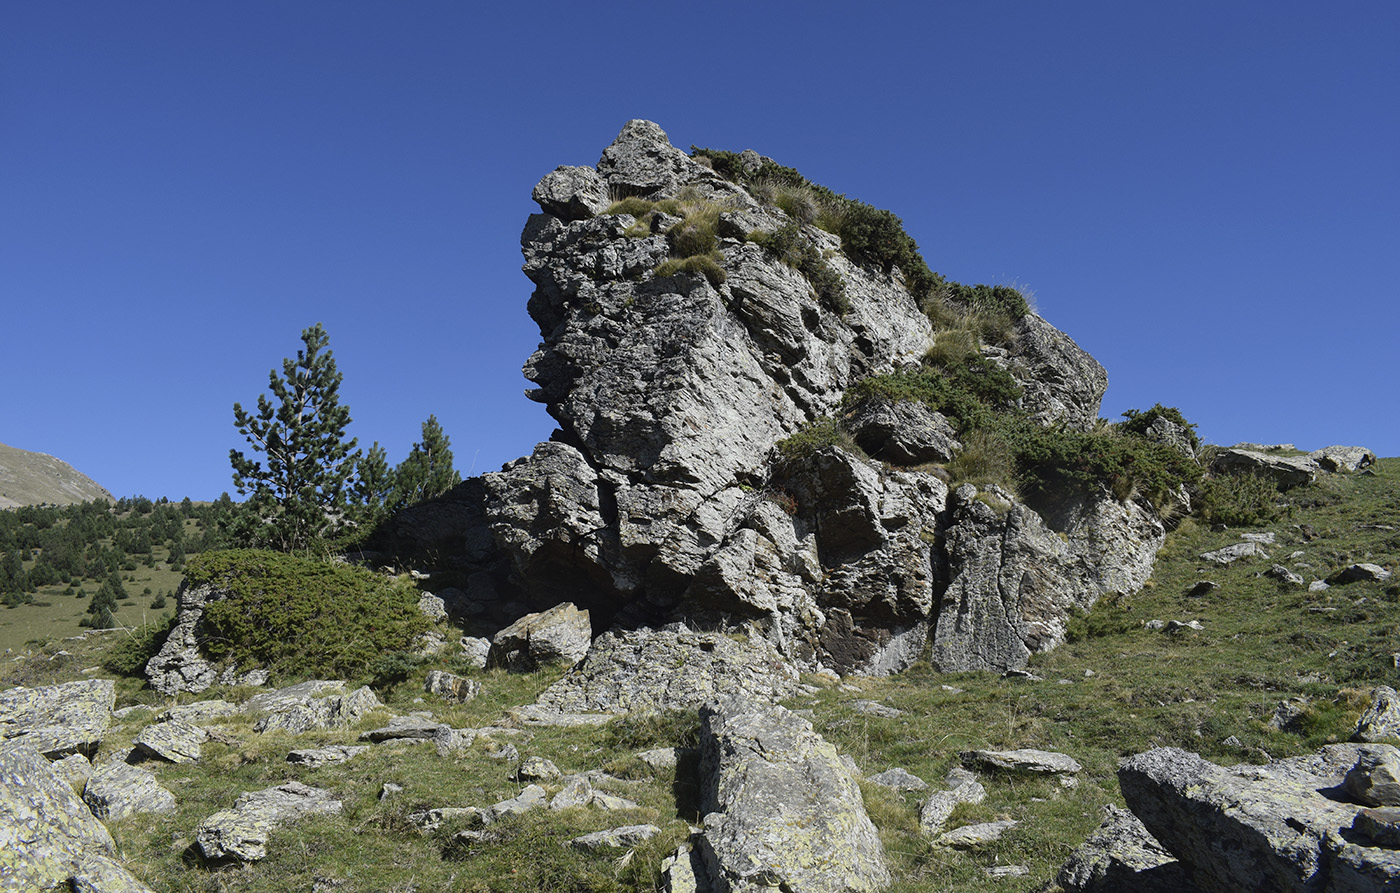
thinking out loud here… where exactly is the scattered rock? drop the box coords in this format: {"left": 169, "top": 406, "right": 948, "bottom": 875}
{"left": 132, "top": 718, "right": 208, "bottom": 764}
{"left": 869, "top": 767, "right": 927, "bottom": 792}
{"left": 53, "top": 753, "right": 94, "bottom": 789}
{"left": 0, "top": 741, "right": 118, "bottom": 890}
{"left": 1265, "top": 564, "right": 1305, "bottom": 587}
{"left": 961, "top": 748, "right": 1082, "bottom": 775}
{"left": 286, "top": 745, "right": 370, "bottom": 768}
{"left": 247, "top": 682, "right": 382, "bottom": 735}
{"left": 1344, "top": 745, "right": 1400, "bottom": 807}
{"left": 569, "top": 823, "right": 660, "bottom": 852}
{"left": 360, "top": 714, "right": 446, "bottom": 743}
{"left": 158, "top": 700, "right": 238, "bottom": 724}
{"left": 695, "top": 696, "right": 890, "bottom": 893}
{"left": 849, "top": 699, "right": 902, "bottom": 718}
{"left": 195, "top": 782, "right": 343, "bottom": 864}
{"left": 919, "top": 774, "right": 986, "bottom": 836}
{"left": 985, "top": 864, "right": 1030, "bottom": 878}
{"left": 637, "top": 747, "right": 684, "bottom": 773}
{"left": 1119, "top": 743, "right": 1400, "bottom": 892}
{"left": 1354, "top": 686, "right": 1400, "bottom": 743}
{"left": 484, "top": 784, "right": 548, "bottom": 823}
{"left": 1330, "top": 563, "right": 1393, "bottom": 584}
{"left": 1043, "top": 805, "right": 1202, "bottom": 893}
{"left": 82, "top": 762, "right": 176, "bottom": 820}
{"left": 1186, "top": 581, "right": 1218, "bottom": 597}
{"left": 459, "top": 635, "right": 491, "bottom": 669}
{"left": 1199, "top": 542, "right": 1270, "bottom": 565}
{"left": 417, "top": 592, "right": 448, "bottom": 622}
{"left": 516, "top": 756, "right": 561, "bottom": 782}
{"left": 935, "top": 819, "right": 1017, "bottom": 848}
{"left": 424, "top": 670, "right": 480, "bottom": 703}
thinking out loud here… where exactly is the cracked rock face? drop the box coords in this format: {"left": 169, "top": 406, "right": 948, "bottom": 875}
{"left": 697, "top": 696, "right": 891, "bottom": 893}
{"left": 375, "top": 119, "right": 1160, "bottom": 677}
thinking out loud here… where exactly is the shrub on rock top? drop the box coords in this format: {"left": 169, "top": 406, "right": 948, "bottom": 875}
{"left": 186, "top": 549, "right": 430, "bottom": 682}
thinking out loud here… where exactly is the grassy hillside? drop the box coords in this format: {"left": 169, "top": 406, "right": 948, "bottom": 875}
{"left": 0, "top": 441, "right": 114, "bottom": 509}
{"left": 1, "top": 459, "right": 1395, "bottom": 892}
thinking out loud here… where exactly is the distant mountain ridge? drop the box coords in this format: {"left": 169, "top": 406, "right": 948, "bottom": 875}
{"left": 0, "top": 442, "right": 113, "bottom": 509}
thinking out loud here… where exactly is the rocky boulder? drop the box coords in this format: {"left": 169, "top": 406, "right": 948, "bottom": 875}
{"left": 488, "top": 601, "right": 592, "bottom": 670}
{"left": 1118, "top": 744, "right": 1400, "bottom": 892}
{"left": 1211, "top": 448, "right": 1318, "bottom": 489}
{"left": 0, "top": 678, "right": 114, "bottom": 759}
{"left": 82, "top": 762, "right": 177, "bottom": 820}
{"left": 696, "top": 696, "right": 890, "bottom": 893}
{"left": 195, "top": 781, "right": 343, "bottom": 864}
{"left": 0, "top": 740, "right": 151, "bottom": 892}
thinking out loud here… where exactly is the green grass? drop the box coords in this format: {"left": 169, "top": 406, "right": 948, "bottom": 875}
{"left": 2, "top": 460, "right": 1396, "bottom": 891}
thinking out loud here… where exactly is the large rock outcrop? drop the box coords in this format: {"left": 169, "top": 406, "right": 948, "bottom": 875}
{"left": 370, "top": 120, "right": 1162, "bottom": 677}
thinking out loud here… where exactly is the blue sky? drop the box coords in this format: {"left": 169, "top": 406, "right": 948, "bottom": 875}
{"left": 3, "top": 2, "right": 1397, "bottom": 500}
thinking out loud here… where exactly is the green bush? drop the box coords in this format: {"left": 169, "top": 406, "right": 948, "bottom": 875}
{"left": 748, "top": 223, "right": 847, "bottom": 314}
{"left": 102, "top": 614, "right": 176, "bottom": 677}
{"left": 842, "top": 362, "right": 1023, "bottom": 434}
{"left": 188, "top": 549, "right": 430, "bottom": 682}
{"left": 1119, "top": 404, "right": 1202, "bottom": 452}
{"left": 1197, "top": 472, "right": 1281, "bottom": 527}
{"left": 654, "top": 253, "right": 726, "bottom": 287}
{"left": 775, "top": 416, "right": 863, "bottom": 463}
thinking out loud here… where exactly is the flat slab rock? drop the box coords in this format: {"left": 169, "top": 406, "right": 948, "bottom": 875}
{"left": 133, "top": 718, "right": 208, "bottom": 763}
{"left": 697, "top": 695, "right": 890, "bottom": 893}
{"left": 195, "top": 781, "right": 343, "bottom": 864}
{"left": 286, "top": 744, "right": 370, "bottom": 768}
{"left": 0, "top": 678, "right": 115, "bottom": 758}
{"left": 1119, "top": 743, "right": 1400, "bottom": 893}
{"left": 82, "top": 762, "right": 176, "bottom": 820}
{"left": 962, "top": 748, "right": 1082, "bottom": 774}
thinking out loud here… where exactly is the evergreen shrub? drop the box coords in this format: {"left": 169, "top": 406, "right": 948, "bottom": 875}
{"left": 189, "top": 549, "right": 430, "bottom": 682}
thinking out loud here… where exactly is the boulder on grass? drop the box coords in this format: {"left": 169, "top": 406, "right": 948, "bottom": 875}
{"left": 488, "top": 602, "right": 592, "bottom": 670}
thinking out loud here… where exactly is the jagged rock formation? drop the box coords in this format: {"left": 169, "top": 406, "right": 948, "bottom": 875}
{"left": 0, "top": 441, "right": 114, "bottom": 509}
{"left": 371, "top": 120, "right": 1164, "bottom": 678}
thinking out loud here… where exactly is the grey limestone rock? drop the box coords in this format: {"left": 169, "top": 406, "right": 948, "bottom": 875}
{"left": 132, "top": 718, "right": 207, "bottom": 763}
{"left": 158, "top": 699, "right": 238, "bottom": 724}
{"left": 961, "top": 748, "right": 1082, "bottom": 774}
{"left": 459, "top": 635, "right": 492, "bottom": 668}
{"left": 570, "top": 823, "right": 660, "bottom": 852}
{"left": 932, "top": 484, "right": 1163, "bottom": 672}
{"left": 532, "top": 624, "right": 799, "bottom": 715}
{"left": 516, "top": 755, "right": 561, "bottom": 782}
{"left": 1266, "top": 564, "right": 1306, "bottom": 587}
{"left": 1211, "top": 448, "right": 1318, "bottom": 489}
{"left": 82, "top": 761, "right": 176, "bottom": 820}
{"left": 935, "top": 819, "right": 1017, "bottom": 849}
{"left": 696, "top": 696, "right": 890, "bottom": 893}
{"left": 54, "top": 752, "right": 94, "bottom": 789}
{"left": 424, "top": 669, "right": 480, "bottom": 703}
{"left": 1200, "top": 542, "right": 1271, "bottom": 565}
{"left": 144, "top": 580, "right": 222, "bottom": 695}
{"left": 919, "top": 774, "right": 986, "bottom": 836}
{"left": 68, "top": 854, "right": 158, "bottom": 893}
{"left": 1354, "top": 686, "right": 1400, "bottom": 743}
{"left": 1309, "top": 445, "right": 1377, "bottom": 472}
{"left": 248, "top": 682, "right": 381, "bottom": 735}
{"left": 488, "top": 601, "right": 592, "bottom": 670}
{"left": 532, "top": 165, "right": 611, "bottom": 220}
{"left": 0, "top": 740, "right": 117, "bottom": 891}
{"left": 1118, "top": 743, "right": 1400, "bottom": 893}
{"left": 417, "top": 591, "right": 448, "bottom": 622}
{"left": 869, "top": 767, "right": 927, "bottom": 791}
{"left": 0, "top": 678, "right": 114, "bottom": 758}
{"left": 1344, "top": 745, "right": 1400, "bottom": 807}
{"left": 359, "top": 714, "right": 446, "bottom": 743}
{"left": 286, "top": 745, "right": 369, "bottom": 768}
{"left": 844, "top": 397, "right": 960, "bottom": 464}
{"left": 1044, "top": 805, "right": 1203, "bottom": 893}
{"left": 1005, "top": 312, "right": 1108, "bottom": 431}
{"left": 195, "top": 781, "right": 343, "bottom": 864}
{"left": 484, "top": 784, "right": 548, "bottom": 823}
{"left": 1330, "top": 563, "right": 1393, "bottom": 584}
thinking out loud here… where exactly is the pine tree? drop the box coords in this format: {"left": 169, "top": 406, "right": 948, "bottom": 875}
{"left": 390, "top": 415, "right": 461, "bottom": 510}
{"left": 230, "top": 323, "right": 359, "bottom": 552}
{"left": 352, "top": 441, "right": 395, "bottom": 522}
